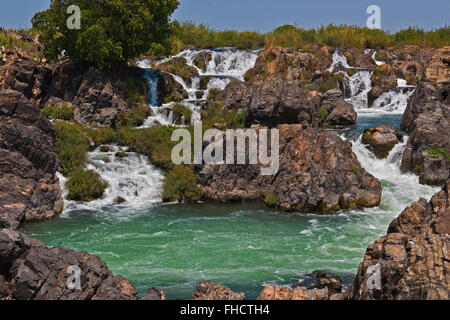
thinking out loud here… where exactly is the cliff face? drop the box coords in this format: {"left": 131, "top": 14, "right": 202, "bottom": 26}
{"left": 346, "top": 180, "right": 450, "bottom": 300}
{"left": 401, "top": 47, "right": 450, "bottom": 185}
{"left": 0, "top": 90, "right": 63, "bottom": 229}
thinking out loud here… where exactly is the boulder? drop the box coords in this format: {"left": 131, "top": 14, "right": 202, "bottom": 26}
{"left": 346, "top": 180, "right": 450, "bottom": 300}
{"left": 304, "top": 270, "right": 343, "bottom": 296}
{"left": 192, "top": 282, "right": 245, "bottom": 300}
{"left": 157, "top": 72, "right": 189, "bottom": 104}
{"left": 0, "top": 90, "right": 63, "bottom": 229}
{"left": 257, "top": 285, "right": 328, "bottom": 300}
{"left": 362, "top": 125, "right": 403, "bottom": 159}
{"left": 198, "top": 124, "right": 382, "bottom": 213}
{"left": 0, "top": 228, "right": 138, "bottom": 300}
{"left": 141, "top": 287, "right": 166, "bottom": 300}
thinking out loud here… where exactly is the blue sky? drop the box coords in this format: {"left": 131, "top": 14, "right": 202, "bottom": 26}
{"left": 1, "top": 0, "right": 448, "bottom": 32}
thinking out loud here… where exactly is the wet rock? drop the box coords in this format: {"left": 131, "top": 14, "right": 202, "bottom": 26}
{"left": 346, "top": 180, "right": 450, "bottom": 300}
{"left": 362, "top": 125, "right": 403, "bottom": 159}
{"left": 141, "top": 287, "right": 166, "bottom": 300}
{"left": 192, "top": 281, "right": 245, "bottom": 300}
{"left": 257, "top": 285, "right": 328, "bottom": 300}
{"left": 0, "top": 90, "right": 63, "bottom": 229}
{"left": 115, "top": 197, "right": 126, "bottom": 204}
{"left": 0, "top": 228, "right": 139, "bottom": 300}
{"left": 157, "top": 72, "right": 189, "bottom": 104}
{"left": 369, "top": 64, "right": 398, "bottom": 104}
{"left": 343, "top": 48, "right": 376, "bottom": 69}
{"left": 198, "top": 125, "right": 382, "bottom": 213}
{"left": 155, "top": 57, "right": 198, "bottom": 86}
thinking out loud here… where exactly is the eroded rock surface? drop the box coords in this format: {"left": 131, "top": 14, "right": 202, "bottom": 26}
{"left": 192, "top": 281, "right": 245, "bottom": 300}
{"left": 257, "top": 285, "right": 328, "bottom": 300}
{"left": 346, "top": 180, "right": 450, "bottom": 300}
{"left": 0, "top": 90, "right": 63, "bottom": 229}
{"left": 362, "top": 125, "right": 404, "bottom": 159}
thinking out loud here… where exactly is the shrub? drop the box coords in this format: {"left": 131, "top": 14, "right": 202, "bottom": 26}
{"left": 54, "top": 121, "right": 88, "bottom": 175}
{"left": 162, "top": 165, "right": 202, "bottom": 202}
{"left": 207, "top": 88, "right": 222, "bottom": 101}
{"left": 172, "top": 103, "right": 193, "bottom": 124}
{"left": 319, "top": 107, "right": 329, "bottom": 122}
{"left": 66, "top": 168, "right": 108, "bottom": 202}
{"left": 84, "top": 126, "right": 116, "bottom": 145}
{"left": 42, "top": 104, "right": 74, "bottom": 120}
{"left": 426, "top": 147, "right": 450, "bottom": 160}
{"left": 117, "top": 105, "right": 151, "bottom": 127}
{"left": 264, "top": 193, "right": 278, "bottom": 208}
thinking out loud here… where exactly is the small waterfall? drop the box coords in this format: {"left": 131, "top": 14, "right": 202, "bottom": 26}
{"left": 370, "top": 89, "right": 415, "bottom": 113}
{"left": 137, "top": 60, "right": 159, "bottom": 106}
{"left": 59, "top": 146, "right": 165, "bottom": 214}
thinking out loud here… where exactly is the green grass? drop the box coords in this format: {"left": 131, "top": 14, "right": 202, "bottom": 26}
{"left": 66, "top": 168, "right": 108, "bottom": 202}
{"left": 0, "top": 28, "right": 39, "bottom": 52}
{"left": 162, "top": 165, "right": 203, "bottom": 202}
{"left": 117, "top": 105, "right": 151, "bottom": 127}
{"left": 263, "top": 193, "right": 278, "bottom": 208}
{"left": 426, "top": 147, "right": 450, "bottom": 160}
{"left": 171, "top": 23, "right": 449, "bottom": 51}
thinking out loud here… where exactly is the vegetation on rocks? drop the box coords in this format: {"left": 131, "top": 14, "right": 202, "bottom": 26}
{"left": 42, "top": 104, "right": 75, "bottom": 120}
{"left": 65, "top": 168, "right": 108, "bottom": 202}
{"left": 162, "top": 165, "right": 202, "bottom": 202}
{"left": 117, "top": 105, "right": 151, "bottom": 127}
{"left": 172, "top": 103, "right": 193, "bottom": 124}
{"left": 426, "top": 147, "right": 450, "bottom": 160}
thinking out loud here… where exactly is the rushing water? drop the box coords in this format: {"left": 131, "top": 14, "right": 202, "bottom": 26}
{"left": 21, "top": 48, "right": 440, "bottom": 300}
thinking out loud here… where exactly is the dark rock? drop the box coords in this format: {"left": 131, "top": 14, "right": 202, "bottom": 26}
{"left": 0, "top": 228, "right": 138, "bottom": 300}
{"left": 0, "top": 90, "right": 63, "bottom": 229}
{"left": 157, "top": 72, "right": 189, "bottom": 104}
{"left": 346, "top": 180, "right": 450, "bottom": 300}
{"left": 192, "top": 281, "right": 245, "bottom": 300}
{"left": 141, "top": 287, "right": 166, "bottom": 300}
{"left": 304, "top": 270, "right": 343, "bottom": 296}
{"left": 362, "top": 125, "right": 403, "bottom": 159}
{"left": 198, "top": 125, "right": 382, "bottom": 213}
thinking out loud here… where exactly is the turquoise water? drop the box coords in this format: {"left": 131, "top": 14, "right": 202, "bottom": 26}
{"left": 21, "top": 114, "right": 439, "bottom": 299}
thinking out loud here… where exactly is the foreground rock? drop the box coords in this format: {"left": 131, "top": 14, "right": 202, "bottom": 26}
{"left": 304, "top": 270, "right": 343, "bottom": 296}
{"left": 0, "top": 228, "right": 138, "bottom": 300}
{"left": 401, "top": 47, "right": 450, "bottom": 185}
{"left": 0, "top": 90, "right": 63, "bottom": 229}
{"left": 198, "top": 124, "right": 382, "bottom": 213}
{"left": 362, "top": 125, "right": 404, "bottom": 159}
{"left": 192, "top": 282, "right": 245, "bottom": 300}
{"left": 346, "top": 180, "right": 450, "bottom": 300}
{"left": 257, "top": 285, "right": 328, "bottom": 300}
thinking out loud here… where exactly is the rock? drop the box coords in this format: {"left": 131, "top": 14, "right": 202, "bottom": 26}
{"left": 157, "top": 72, "right": 189, "bottom": 104}
{"left": 100, "top": 145, "right": 110, "bottom": 152}
{"left": 369, "top": 64, "right": 398, "bottom": 104}
{"left": 209, "top": 47, "right": 354, "bottom": 128}
{"left": 346, "top": 180, "right": 450, "bottom": 300}
{"left": 400, "top": 53, "right": 449, "bottom": 186}
{"left": 362, "top": 125, "right": 403, "bottom": 159}
{"left": 155, "top": 57, "right": 198, "bottom": 87}
{"left": 0, "top": 90, "right": 63, "bottom": 229}
{"left": 344, "top": 48, "right": 376, "bottom": 69}
{"left": 115, "top": 197, "right": 126, "bottom": 204}
{"left": 257, "top": 285, "right": 328, "bottom": 300}
{"left": 304, "top": 270, "right": 343, "bottom": 296}
{"left": 198, "top": 125, "right": 382, "bottom": 213}
{"left": 141, "top": 287, "right": 166, "bottom": 300}
{"left": 192, "top": 282, "right": 245, "bottom": 300}
{"left": 0, "top": 228, "right": 138, "bottom": 300}
{"left": 115, "top": 151, "right": 128, "bottom": 158}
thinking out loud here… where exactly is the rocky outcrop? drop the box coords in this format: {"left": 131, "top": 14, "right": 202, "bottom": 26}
{"left": 192, "top": 282, "right": 245, "bottom": 300}
{"left": 141, "top": 287, "right": 166, "bottom": 300}
{"left": 401, "top": 47, "right": 450, "bottom": 185}
{"left": 257, "top": 285, "right": 328, "bottom": 300}
{"left": 157, "top": 72, "right": 189, "bottom": 104}
{"left": 0, "top": 228, "right": 139, "bottom": 300}
{"left": 369, "top": 64, "right": 398, "bottom": 104}
{"left": 154, "top": 57, "right": 198, "bottom": 86}
{"left": 0, "top": 90, "right": 63, "bottom": 229}
{"left": 362, "top": 125, "right": 404, "bottom": 159}
{"left": 346, "top": 180, "right": 450, "bottom": 300}
{"left": 197, "top": 124, "right": 382, "bottom": 213}
{"left": 210, "top": 47, "right": 355, "bottom": 128}
{"left": 304, "top": 270, "right": 343, "bottom": 296}
{"left": 0, "top": 49, "right": 141, "bottom": 126}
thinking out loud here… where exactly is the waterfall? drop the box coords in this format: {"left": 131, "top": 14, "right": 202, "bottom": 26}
{"left": 329, "top": 49, "right": 416, "bottom": 113}
{"left": 59, "top": 146, "right": 165, "bottom": 214}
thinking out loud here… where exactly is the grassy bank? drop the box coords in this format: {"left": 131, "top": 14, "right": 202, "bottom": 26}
{"left": 165, "top": 22, "right": 450, "bottom": 54}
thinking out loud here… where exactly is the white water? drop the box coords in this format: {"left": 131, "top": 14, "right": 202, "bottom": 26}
{"left": 59, "top": 146, "right": 165, "bottom": 214}
{"left": 329, "top": 49, "right": 416, "bottom": 113}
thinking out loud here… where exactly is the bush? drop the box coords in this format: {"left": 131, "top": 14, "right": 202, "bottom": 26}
{"left": 42, "top": 105, "right": 74, "bottom": 120}
{"left": 84, "top": 126, "right": 116, "bottom": 145}
{"left": 54, "top": 121, "right": 88, "bottom": 175}
{"left": 117, "top": 105, "right": 151, "bottom": 127}
{"left": 66, "top": 168, "right": 108, "bottom": 202}
{"left": 162, "top": 165, "right": 202, "bottom": 202}
{"left": 263, "top": 193, "right": 278, "bottom": 207}
{"left": 172, "top": 103, "right": 193, "bottom": 124}
{"left": 32, "top": 0, "right": 180, "bottom": 68}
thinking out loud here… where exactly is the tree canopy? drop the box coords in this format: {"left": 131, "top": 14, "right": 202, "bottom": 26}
{"left": 32, "top": 0, "right": 179, "bottom": 68}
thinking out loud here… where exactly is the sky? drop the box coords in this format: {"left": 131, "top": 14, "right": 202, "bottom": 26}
{"left": 0, "top": 0, "right": 448, "bottom": 32}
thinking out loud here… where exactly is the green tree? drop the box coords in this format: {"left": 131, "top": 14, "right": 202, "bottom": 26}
{"left": 32, "top": 0, "right": 179, "bottom": 68}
